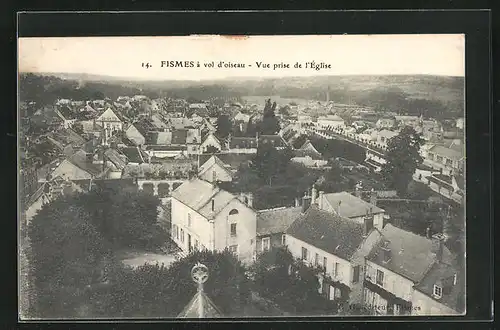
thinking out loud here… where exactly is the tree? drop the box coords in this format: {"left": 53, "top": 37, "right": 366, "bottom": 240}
{"left": 258, "top": 99, "right": 280, "bottom": 135}
{"left": 250, "top": 144, "right": 292, "bottom": 186}
{"left": 317, "top": 160, "right": 349, "bottom": 193}
{"left": 104, "top": 249, "right": 251, "bottom": 317}
{"left": 381, "top": 126, "right": 424, "bottom": 195}
{"left": 27, "top": 198, "right": 110, "bottom": 317}
{"left": 251, "top": 247, "right": 336, "bottom": 315}
{"left": 216, "top": 114, "right": 232, "bottom": 140}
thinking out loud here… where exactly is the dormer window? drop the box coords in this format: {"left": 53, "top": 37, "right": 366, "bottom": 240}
{"left": 433, "top": 284, "right": 443, "bottom": 299}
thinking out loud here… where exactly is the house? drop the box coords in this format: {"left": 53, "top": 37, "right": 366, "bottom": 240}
{"left": 395, "top": 115, "right": 420, "bottom": 128}
{"left": 37, "top": 150, "right": 108, "bottom": 183}
{"left": 291, "top": 140, "right": 327, "bottom": 167}
{"left": 170, "top": 178, "right": 256, "bottom": 264}
{"left": 256, "top": 206, "right": 302, "bottom": 255}
{"left": 198, "top": 153, "right": 254, "bottom": 174}
{"left": 425, "top": 174, "right": 464, "bottom": 203}
{"left": 317, "top": 114, "right": 345, "bottom": 129}
{"left": 45, "top": 128, "right": 87, "bottom": 157}
{"left": 285, "top": 194, "right": 382, "bottom": 307}
{"left": 424, "top": 145, "right": 464, "bottom": 175}
{"left": 318, "top": 191, "right": 386, "bottom": 229}
{"left": 80, "top": 120, "right": 103, "bottom": 138}
{"left": 197, "top": 155, "right": 234, "bottom": 183}
{"left": 54, "top": 105, "right": 78, "bottom": 128}
{"left": 24, "top": 176, "right": 86, "bottom": 226}
{"left": 96, "top": 108, "right": 124, "bottom": 139}
{"left": 258, "top": 135, "right": 287, "bottom": 150}
{"left": 125, "top": 124, "right": 146, "bottom": 146}
{"left": 411, "top": 260, "right": 464, "bottom": 315}
{"left": 103, "top": 148, "right": 128, "bottom": 178}
{"left": 144, "top": 145, "right": 187, "bottom": 159}
{"left": 363, "top": 224, "right": 460, "bottom": 315}
{"left": 376, "top": 130, "right": 398, "bottom": 149}
{"left": 455, "top": 118, "right": 464, "bottom": 130}
{"left": 375, "top": 117, "right": 397, "bottom": 130}
{"left": 200, "top": 133, "right": 222, "bottom": 153}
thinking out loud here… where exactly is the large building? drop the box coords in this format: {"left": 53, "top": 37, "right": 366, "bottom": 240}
{"left": 170, "top": 178, "right": 256, "bottom": 263}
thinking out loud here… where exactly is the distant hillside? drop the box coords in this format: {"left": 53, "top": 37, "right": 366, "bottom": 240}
{"left": 20, "top": 72, "right": 464, "bottom": 119}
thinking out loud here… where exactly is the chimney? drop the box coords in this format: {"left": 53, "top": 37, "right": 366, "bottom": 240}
{"left": 318, "top": 191, "right": 324, "bottom": 209}
{"left": 247, "top": 193, "right": 254, "bottom": 208}
{"left": 302, "top": 195, "right": 312, "bottom": 213}
{"left": 311, "top": 186, "right": 318, "bottom": 205}
{"left": 431, "top": 233, "right": 445, "bottom": 263}
{"left": 354, "top": 187, "right": 362, "bottom": 198}
{"left": 294, "top": 197, "right": 300, "bottom": 207}
{"left": 426, "top": 226, "right": 432, "bottom": 239}
{"left": 381, "top": 240, "right": 391, "bottom": 263}
{"left": 363, "top": 212, "right": 374, "bottom": 236}
{"left": 370, "top": 189, "right": 377, "bottom": 206}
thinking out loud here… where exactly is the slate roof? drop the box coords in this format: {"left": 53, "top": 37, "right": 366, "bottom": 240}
{"left": 322, "top": 192, "right": 385, "bottom": 218}
{"left": 121, "top": 147, "right": 146, "bottom": 164}
{"left": 177, "top": 290, "right": 223, "bottom": 318}
{"left": 149, "top": 131, "right": 173, "bottom": 145}
{"left": 172, "top": 129, "right": 188, "bottom": 145}
{"left": 427, "top": 175, "right": 454, "bottom": 191}
{"left": 198, "top": 153, "right": 253, "bottom": 171}
{"left": 414, "top": 262, "right": 463, "bottom": 312}
{"left": 57, "top": 105, "right": 78, "bottom": 120}
{"left": 171, "top": 178, "right": 241, "bottom": 220}
{"left": 257, "top": 206, "right": 302, "bottom": 236}
{"left": 104, "top": 148, "right": 128, "bottom": 169}
{"left": 229, "top": 137, "right": 257, "bottom": 149}
{"left": 67, "top": 150, "right": 106, "bottom": 177}
{"left": 366, "top": 224, "right": 453, "bottom": 283}
{"left": 286, "top": 204, "right": 366, "bottom": 261}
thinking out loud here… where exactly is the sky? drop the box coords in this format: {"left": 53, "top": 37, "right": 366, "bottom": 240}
{"left": 18, "top": 34, "right": 465, "bottom": 81}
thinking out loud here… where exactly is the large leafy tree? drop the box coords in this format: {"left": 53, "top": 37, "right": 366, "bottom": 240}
{"left": 250, "top": 143, "right": 292, "bottom": 186}
{"left": 251, "top": 247, "right": 336, "bottom": 315}
{"left": 381, "top": 126, "right": 424, "bottom": 195}
{"left": 258, "top": 99, "right": 280, "bottom": 135}
{"left": 104, "top": 249, "right": 251, "bottom": 317}
{"left": 216, "top": 114, "right": 232, "bottom": 140}
{"left": 27, "top": 198, "right": 110, "bottom": 317}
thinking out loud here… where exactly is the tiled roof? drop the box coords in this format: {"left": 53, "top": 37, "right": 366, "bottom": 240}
{"left": 67, "top": 150, "right": 106, "bottom": 177}
{"left": 104, "top": 148, "right": 128, "bottom": 169}
{"left": 96, "top": 108, "right": 122, "bottom": 122}
{"left": 149, "top": 131, "right": 173, "bottom": 145}
{"left": 171, "top": 178, "right": 239, "bottom": 219}
{"left": 198, "top": 153, "right": 253, "bottom": 171}
{"left": 257, "top": 206, "right": 302, "bottom": 236}
{"left": 427, "top": 175, "right": 454, "bottom": 191}
{"left": 286, "top": 205, "right": 366, "bottom": 261}
{"left": 57, "top": 105, "right": 78, "bottom": 120}
{"left": 366, "top": 224, "right": 453, "bottom": 283}
{"left": 322, "top": 192, "right": 384, "bottom": 218}
{"left": 198, "top": 155, "right": 233, "bottom": 178}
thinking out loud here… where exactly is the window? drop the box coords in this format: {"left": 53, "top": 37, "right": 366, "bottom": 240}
{"left": 315, "top": 253, "right": 319, "bottom": 266}
{"left": 281, "top": 234, "right": 286, "bottom": 246}
{"left": 230, "top": 223, "right": 237, "bottom": 236}
{"left": 194, "top": 240, "right": 199, "bottom": 250}
{"left": 433, "top": 285, "right": 442, "bottom": 298}
{"left": 187, "top": 213, "right": 191, "bottom": 227}
{"left": 301, "top": 247, "right": 308, "bottom": 260}
{"left": 229, "top": 209, "right": 239, "bottom": 215}
{"left": 323, "top": 257, "right": 328, "bottom": 270}
{"left": 352, "top": 265, "right": 360, "bottom": 283}
{"left": 229, "top": 245, "right": 238, "bottom": 254}
{"left": 261, "top": 237, "right": 270, "bottom": 251}
{"left": 376, "top": 269, "right": 384, "bottom": 287}
{"left": 333, "top": 262, "right": 340, "bottom": 277}
{"left": 180, "top": 229, "right": 184, "bottom": 243}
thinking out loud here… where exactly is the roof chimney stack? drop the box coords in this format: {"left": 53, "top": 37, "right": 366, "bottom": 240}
{"left": 363, "top": 211, "right": 374, "bottom": 236}
{"left": 302, "top": 194, "right": 312, "bottom": 213}
{"left": 381, "top": 240, "right": 391, "bottom": 263}
{"left": 370, "top": 189, "right": 378, "bottom": 206}
{"left": 295, "top": 197, "right": 300, "bottom": 207}
{"left": 318, "top": 191, "right": 324, "bottom": 209}
{"left": 431, "top": 233, "right": 446, "bottom": 263}
{"left": 311, "top": 186, "right": 318, "bottom": 205}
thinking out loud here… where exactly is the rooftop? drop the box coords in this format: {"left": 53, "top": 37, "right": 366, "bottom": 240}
{"left": 286, "top": 204, "right": 366, "bottom": 261}
{"left": 256, "top": 206, "right": 303, "bottom": 236}
{"left": 177, "top": 290, "right": 223, "bottom": 318}
{"left": 322, "top": 192, "right": 385, "bottom": 218}
{"left": 366, "top": 224, "right": 453, "bottom": 283}
{"left": 428, "top": 145, "right": 464, "bottom": 160}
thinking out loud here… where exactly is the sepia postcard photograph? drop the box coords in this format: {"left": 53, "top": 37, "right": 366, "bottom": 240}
{"left": 18, "top": 34, "right": 466, "bottom": 320}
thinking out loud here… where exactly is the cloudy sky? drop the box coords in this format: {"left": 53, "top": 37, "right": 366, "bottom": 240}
{"left": 18, "top": 34, "right": 465, "bottom": 80}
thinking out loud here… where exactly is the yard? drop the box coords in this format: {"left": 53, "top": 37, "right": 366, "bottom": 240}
{"left": 117, "top": 246, "right": 180, "bottom": 269}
